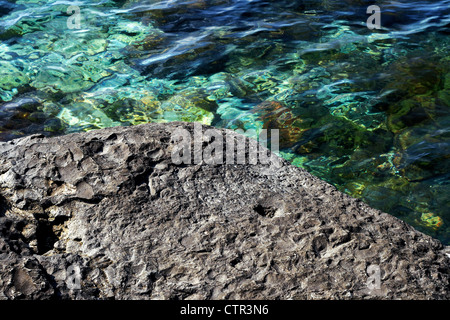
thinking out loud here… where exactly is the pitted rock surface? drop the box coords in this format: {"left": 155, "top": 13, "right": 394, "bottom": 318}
{"left": 0, "top": 122, "right": 449, "bottom": 299}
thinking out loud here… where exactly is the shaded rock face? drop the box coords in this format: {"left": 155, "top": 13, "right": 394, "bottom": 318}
{"left": 0, "top": 122, "right": 449, "bottom": 300}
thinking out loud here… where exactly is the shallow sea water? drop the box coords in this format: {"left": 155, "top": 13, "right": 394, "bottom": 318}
{"left": 0, "top": 0, "right": 449, "bottom": 243}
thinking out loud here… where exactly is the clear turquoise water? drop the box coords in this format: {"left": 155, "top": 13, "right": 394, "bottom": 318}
{"left": 0, "top": 0, "right": 449, "bottom": 243}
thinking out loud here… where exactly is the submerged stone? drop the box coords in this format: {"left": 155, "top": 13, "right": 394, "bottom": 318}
{"left": 251, "top": 101, "right": 309, "bottom": 149}
{"left": 159, "top": 92, "right": 216, "bottom": 125}
{"left": 0, "top": 61, "right": 30, "bottom": 101}
{"left": 44, "top": 118, "right": 66, "bottom": 133}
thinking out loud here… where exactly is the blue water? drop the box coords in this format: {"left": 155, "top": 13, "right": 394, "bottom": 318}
{"left": 0, "top": 0, "right": 449, "bottom": 243}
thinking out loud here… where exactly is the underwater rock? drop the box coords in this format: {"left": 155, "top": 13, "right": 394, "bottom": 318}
{"left": 204, "top": 72, "right": 233, "bottom": 101}
{"left": 57, "top": 101, "right": 120, "bottom": 130}
{"left": 0, "top": 122, "right": 449, "bottom": 300}
{"left": 98, "top": 97, "right": 161, "bottom": 126}
{"left": 27, "top": 112, "right": 47, "bottom": 124}
{"left": 0, "top": 61, "right": 30, "bottom": 101}
{"left": 128, "top": 29, "right": 167, "bottom": 51}
{"left": 289, "top": 67, "right": 331, "bottom": 93}
{"left": 0, "top": 95, "right": 64, "bottom": 141}
{"left": 386, "top": 96, "right": 442, "bottom": 133}
{"left": 392, "top": 123, "right": 449, "bottom": 183}
{"left": 381, "top": 56, "right": 443, "bottom": 102}
{"left": 420, "top": 213, "right": 444, "bottom": 231}
{"left": 49, "top": 34, "right": 108, "bottom": 59}
{"left": 41, "top": 103, "right": 61, "bottom": 117}
{"left": 158, "top": 90, "right": 217, "bottom": 125}
{"left": 251, "top": 101, "right": 309, "bottom": 149}
{"left": 31, "top": 64, "right": 93, "bottom": 94}
{"left": 43, "top": 118, "right": 66, "bottom": 133}
{"left": 242, "top": 70, "right": 282, "bottom": 95}
{"left": 223, "top": 74, "right": 256, "bottom": 99}
{"left": 176, "top": 89, "right": 218, "bottom": 114}
{"left": 109, "top": 21, "right": 157, "bottom": 48}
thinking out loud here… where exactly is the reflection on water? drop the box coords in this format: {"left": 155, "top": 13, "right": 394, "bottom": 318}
{"left": 0, "top": 0, "right": 449, "bottom": 243}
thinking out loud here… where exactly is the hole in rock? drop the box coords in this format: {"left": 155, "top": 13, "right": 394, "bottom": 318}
{"left": 35, "top": 216, "right": 68, "bottom": 254}
{"left": 253, "top": 204, "right": 276, "bottom": 218}
{"left": 0, "top": 195, "right": 9, "bottom": 217}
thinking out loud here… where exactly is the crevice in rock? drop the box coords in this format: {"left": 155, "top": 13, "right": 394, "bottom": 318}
{"left": 51, "top": 195, "right": 105, "bottom": 208}
{"left": 230, "top": 254, "right": 242, "bottom": 267}
{"left": 43, "top": 272, "right": 63, "bottom": 300}
{"left": 0, "top": 194, "right": 10, "bottom": 217}
{"left": 81, "top": 139, "right": 104, "bottom": 156}
{"left": 35, "top": 221, "right": 57, "bottom": 254}
{"left": 35, "top": 216, "right": 69, "bottom": 255}
{"left": 312, "top": 234, "right": 328, "bottom": 257}
{"left": 253, "top": 204, "right": 276, "bottom": 218}
{"left": 134, "top": 168, "right": 154, "bottom": 188}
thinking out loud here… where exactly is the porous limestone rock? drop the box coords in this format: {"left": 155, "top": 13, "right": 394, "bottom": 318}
{"left": 0, "top": 122, "right": 449, "bottom": 299}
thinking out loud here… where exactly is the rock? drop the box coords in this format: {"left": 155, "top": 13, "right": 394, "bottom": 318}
{"left": 0, "top": 122, "right": 449, "bottom": 300}
{"left": 251, "top": 101, "right": 309, "bottom": 149}
{"left": 381, "top": 56, "right": 443, "bottom": 103}
{"left": 0, "top": 60, "right": 30, "bottom": 101}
